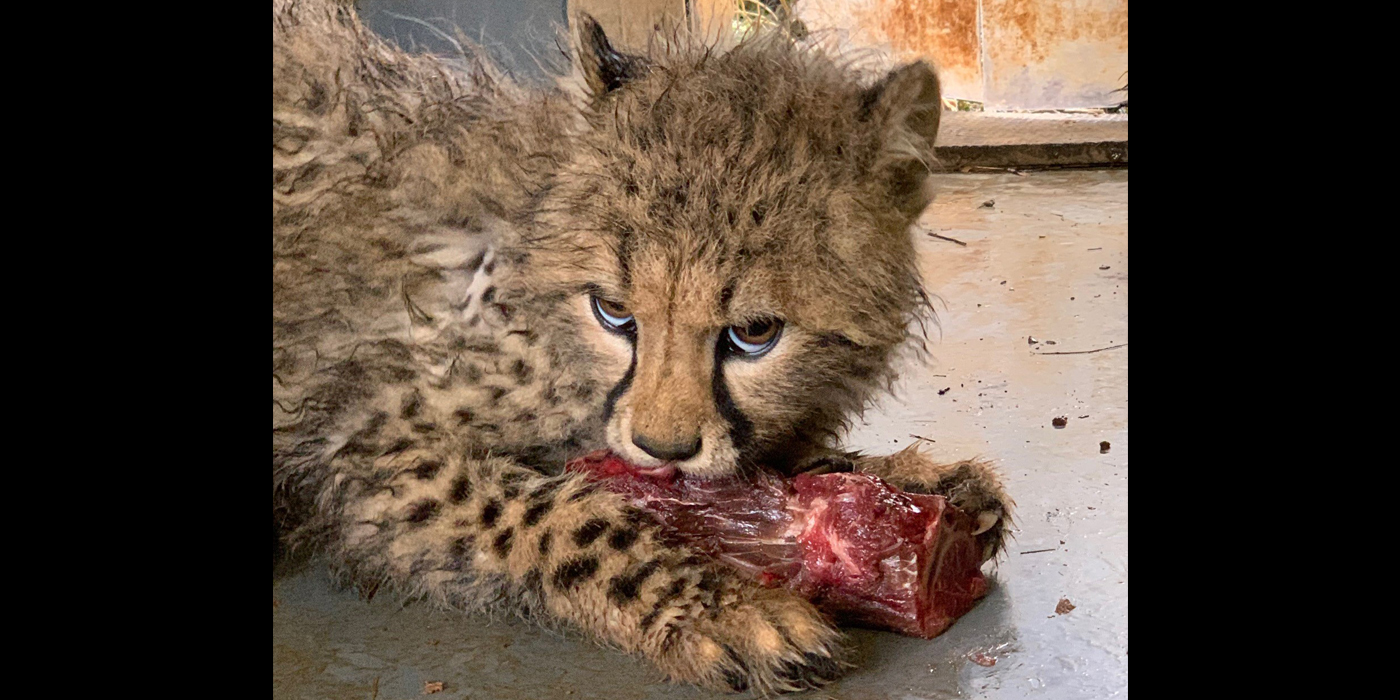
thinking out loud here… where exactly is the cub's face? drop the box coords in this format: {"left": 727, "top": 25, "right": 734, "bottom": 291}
{"left": 521, "top": 20, "right": 943, "bottom": 478}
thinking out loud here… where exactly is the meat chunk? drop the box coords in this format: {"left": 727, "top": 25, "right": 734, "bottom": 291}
{"left": 566, "top": 452, "right": 989, "bottom": 638}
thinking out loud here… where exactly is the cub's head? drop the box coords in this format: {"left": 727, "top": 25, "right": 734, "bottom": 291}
{"left": 526, "top": 18, "right": 942, "bottom": 477}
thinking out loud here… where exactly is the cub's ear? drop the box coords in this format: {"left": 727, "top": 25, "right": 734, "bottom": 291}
{"left": 860, "top": 61, "right": 943, "bottom": 218}
{"left": 574, "top": 14, "right": 648, "bottom": 98}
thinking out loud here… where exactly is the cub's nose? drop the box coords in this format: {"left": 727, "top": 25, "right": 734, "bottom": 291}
{"left": 631, "top": 433, "right": 701, "bottom": 462}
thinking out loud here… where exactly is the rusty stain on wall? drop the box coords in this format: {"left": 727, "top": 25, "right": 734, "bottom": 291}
{"left": 612, "top": 0, "right": 1128, "bottom": 109}
{"left": 982, "top": 0, "right": 1127, "bottom": 108}
{"left": 985, "top": 0, "right": 1127, "bottom": 63}
{"left": 875, "top": 0, "right": 980, "bottom": 73}
{"left": 782, "top": 0, "right": 985, "bottom": 101}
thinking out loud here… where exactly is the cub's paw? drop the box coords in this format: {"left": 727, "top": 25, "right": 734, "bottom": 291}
{"left": 857, "top": 445, "right": 1015, "bottom": 562}
{"left": 940, "top": 461, "right": 1014, "bottom": 563}
{"left": 649, "top": 570, "right": 846, "bottom": 694}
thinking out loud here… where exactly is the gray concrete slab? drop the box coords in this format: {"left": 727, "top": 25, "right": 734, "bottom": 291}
{"left": 934, "top": 112, "right": 1128, "bottom": 169}
{"left": 273, "top": 169, "right": 1129, "bottom": 700}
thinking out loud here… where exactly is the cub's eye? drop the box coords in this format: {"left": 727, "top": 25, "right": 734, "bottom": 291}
{"left": 591, "top": 295, "right": 635, "bottom": 334}
{"left": 726, "top": 318, "right": 783, "bottom": 356}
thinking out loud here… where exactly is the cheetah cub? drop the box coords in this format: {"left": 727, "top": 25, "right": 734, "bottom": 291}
{"left": 273, "top": 0, "right": 1012, "bottom": 692}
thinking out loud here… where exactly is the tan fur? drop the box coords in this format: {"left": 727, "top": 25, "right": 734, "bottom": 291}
{"left": 272, "top": 0, "right": 1011, "bottom": 692}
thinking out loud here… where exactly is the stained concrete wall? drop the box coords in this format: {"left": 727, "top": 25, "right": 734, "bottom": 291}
{"left": 358, "top": 1, "right": 1126, "bottom": 109}
{"left": 981, "top": 0, "right": 1127, "bottom": 109}
{"left": 694, "top": 0, "right": 1128, "bottom": 110}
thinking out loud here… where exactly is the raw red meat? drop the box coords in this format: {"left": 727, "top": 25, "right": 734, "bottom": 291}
{"left": 566, "top": 451, "right": 989, "bottom": 638}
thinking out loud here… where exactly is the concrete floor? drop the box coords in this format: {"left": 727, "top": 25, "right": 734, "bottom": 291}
{"left": 273, "top": 169, "right": 1129, "bottom": 699}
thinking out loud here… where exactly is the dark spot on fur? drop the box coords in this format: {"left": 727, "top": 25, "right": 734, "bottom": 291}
{"left": 489, "top": 386, "right": 509, "bottom": 403}
{"left": 526, "top": 481, "right": 557, "bottom": 502}
{"left": 552, "top": 556, "right": 600, "bottom": 589}
{"left": 538, "top": 529, "right": 553, "bottom": 556}
{"left": 506, "top": 328, "right": 539, "bottom": 345}
{"left": 608, "top": 526, "right": 640, "bottom": 551}
{"left": 406, "top": 499, "right": 441, "bottom": 525}
{"left": 480, "top": 499, "right": 502, "bottom": 528}
{"left": 387, "top": 366, "right": 417, "bottom": 383}
{"left": 663, "top": 577, "right": 690, "bottom": 599}
{"left": 640, "top": 576, "right": 691, "bottom": 631}
{"left": 375, "top": 436, "right": 411, "bottom": 459}
{"left": 718, "top": 282, "right": 736, "bottom": 313}
{"left": 778, "top": 652, "right": 843, "bottom": 688}
{"left": 446, "top": 536, "right": 474, "bottom": 570}
{"left": 523, "top": 499, "right": 554, "bottom": 528}
{"left": 607, "top": 559, "right": 662, "bottom": 604}
{"left": 567, "top": 486, "right": 593, "bottom": 503}
{"left": 461, "top": 363, "right": 484, "bottom": 384}
{"left": 400, "top": 391, "right": 422, "bottom": 419}
{"left": 449, "top": 473, "right": 473, "bottom": 504}
{"left": 572, "top": 518, "right": 610, "bottom": 547}
{"left": 454, "top": 408, "right": 474, "bottom": 425}
{"left": 510, "top": 359, "right": 533, "bottom": 384}
{"left": 482, "top": 287, "right": 496, "bottom": 303}
{"left": 677, "top": 554, "right": 706, "bottom": 568}
{"left": 622, "top": 507, "right": 650, "bottom": 528}
{"left": 411, "top": 461, "right": 443, "bottom": 480}
{"left": 304, "top": 81, "right": 328, "bottom": 113}
{"left": 697, "top": 569, "right": 726, "bottom": 608}
{"left": 411, "top": 422, "right": 437, "bottom": 434}
{"left": 507, "top": 444, "right": 554, "bottom": 470}
{"left": 500, "top": 471, "right": 529, "bottom": 499}
{"left": 697, "top": 569, "right": 722, "bottom": 593}
{"left": 721, "top": 645, "right": 751, "bottom": 692}
{"left": 493, "top": 528, "right": 514, "bottom": 558}
{"left": 484, "top": 260, "right": 496, "bottom": 274}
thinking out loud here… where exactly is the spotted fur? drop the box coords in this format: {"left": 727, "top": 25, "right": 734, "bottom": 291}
{"left": 273, "top": 0, "right": 1010, "bottom": 693}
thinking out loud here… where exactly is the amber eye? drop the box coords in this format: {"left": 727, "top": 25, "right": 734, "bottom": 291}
{"left": 726, "top": 318, "right": 783, "bottom": 356}
{"left": 591, "top": 295, "right": 635, "bottom": 334}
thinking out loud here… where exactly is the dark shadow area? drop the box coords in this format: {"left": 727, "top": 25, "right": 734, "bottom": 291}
{"left": 355, "top": 0, "right": 571, "bottom": 85}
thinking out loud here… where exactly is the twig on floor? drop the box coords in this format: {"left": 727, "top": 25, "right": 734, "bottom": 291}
{"left": 962, "top": 165, "right": 1027, "bottom": 176}
{"left": 927, "top": 232, "right": 968, "bottom": 246}
{"left": 370, "top": 677, "right": 380, "bottom": 700}
{"left": 1033, "top": 343, "right": 1127, "bottom": 356}
{"left": 1020, "top": 548, "right": 1057, "bottom": 555}
{"left": 909, "top": 434, "right": 936, "bottom": 444}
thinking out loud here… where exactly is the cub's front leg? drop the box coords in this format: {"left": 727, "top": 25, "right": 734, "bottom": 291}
{"left": 323, "top": 447, "right": 845, "bottom": 694}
